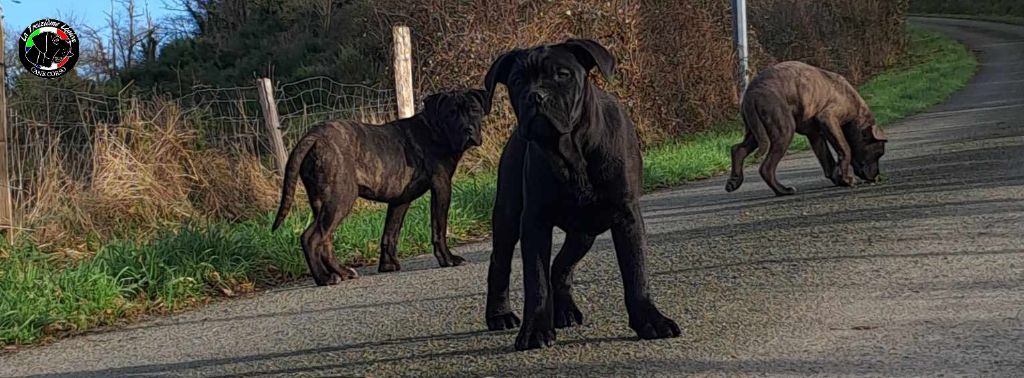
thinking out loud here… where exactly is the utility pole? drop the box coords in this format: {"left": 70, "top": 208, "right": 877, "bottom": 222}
{"left": 733, "top": 0, "right": 750, "bottom": 102}
{"left": 0, "top": 13, "right": 13, "bottom": 243}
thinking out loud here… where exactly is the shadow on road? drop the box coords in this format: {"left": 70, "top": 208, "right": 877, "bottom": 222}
{"left": 15, "top": 333, "right": 635, "bottom": 378}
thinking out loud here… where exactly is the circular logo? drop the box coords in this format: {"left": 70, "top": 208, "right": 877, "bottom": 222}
{"left": 18, "top": 19, "right": 79, "bottom": 79}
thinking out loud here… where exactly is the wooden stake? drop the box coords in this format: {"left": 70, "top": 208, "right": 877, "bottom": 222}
{"left": 255, "top": 78, "right": 288, "bottom": 175}
{"left": 393, "top": 26, "right": 414, "bottom": 119}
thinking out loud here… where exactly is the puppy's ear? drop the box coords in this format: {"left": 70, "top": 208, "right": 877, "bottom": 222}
{"left": 868, "top": 124, "right": 887, "bottom": 142}
{"left": 467, "top": 89, "right": 490, "bottom": 114}
{"left": 563, "top": 39, "right": 616, "bottom": 81}
{"left": 483, "top": 50, "right": 522, "bottom": 114}
{"left": 421, "top": 93, "right": 446, "bottom": 124}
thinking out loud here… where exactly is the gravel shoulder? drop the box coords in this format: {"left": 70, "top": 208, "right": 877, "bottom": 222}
{"left": 2, "top": 17, "right": 1023, "bottom": 377}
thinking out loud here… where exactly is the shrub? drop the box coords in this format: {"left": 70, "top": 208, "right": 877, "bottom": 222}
{"left": 372, "top": 0, "right": 908, "bottom": 166}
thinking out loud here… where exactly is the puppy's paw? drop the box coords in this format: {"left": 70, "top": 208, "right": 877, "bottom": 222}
{"left": 553, "top": 296, "right": 584, "bottom": 328}
{"left": 315, "top": 270, "right": 355, "bottom": 286}
{"left": 630, "top": 309, "right": 681, "bottom": 340}
{"left": 437, "top": 253, "right": 466, "bottom": 268}
{"left": 725, "top": 176, "right": 743, "bottom": 192}
{"left": 487, "top": 312, "right": 521, "bottom": 331}
{"left": 773, "top": 186, "right": 797, "bottom": 196}
{"left": 312, "top": 275, "right": 336, "bottom": 287}
{"left": 515, "top": 322, "right": 556, "bottom": 351}
{"left": 377, "top": 261, "right": 401, "bottom": 273}
{"left": 832, "top": 168, "right": 855, "bottom": 187}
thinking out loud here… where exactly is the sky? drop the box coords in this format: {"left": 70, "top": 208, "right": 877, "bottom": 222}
{"left": 2, "top": 0, "right": 182, "bottom": 33}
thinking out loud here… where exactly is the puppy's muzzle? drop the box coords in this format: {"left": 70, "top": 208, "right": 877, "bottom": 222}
{"left": 463, "top": 127, "right": 482, "bottom": 149}
{"left": 528, "top": 91, "right": 549, "bottom": 105}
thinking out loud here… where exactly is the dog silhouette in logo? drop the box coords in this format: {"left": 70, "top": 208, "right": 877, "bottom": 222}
{"left": 25, "top": 31, "right": 72, "bottom": 68}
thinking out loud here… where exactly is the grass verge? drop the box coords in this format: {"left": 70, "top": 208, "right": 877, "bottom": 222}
{"left": 910, "top": 13, "right": 1024, "bottom": 26}
{"left": 0, "top": 27, "right": 976, "bottom": 347}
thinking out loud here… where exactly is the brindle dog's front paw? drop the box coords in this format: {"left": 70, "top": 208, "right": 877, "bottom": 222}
{"left": 630, "top": 309, "right": 681, "bottom": 340}
{"left": 315, "top": 268, "right": 358, "bottom": 286}
{"left": 487, "top": 312, "right": 521, "bottom": 331}
{"left": 831, "top": 168, "right": 855, "bottom": 187}
{"left": 553, "top": 295, "right": 584, "bottom": 328}
{"left": 773, "top": 186, "right": 797, "bottom": 196}
{"left": 515, "top": 319, "right": 556, "bottom": 351}
{"left": 313, "top": 274, "right": 339, "bottom": 287}
{"left": 725, "top": 176, "right": 743, "bottom": 192}
{"left": 378, "top": 261, "right": 401, "bottom": 273}
{"left": 437, "top": 253, "right": 466, "bottom": 268}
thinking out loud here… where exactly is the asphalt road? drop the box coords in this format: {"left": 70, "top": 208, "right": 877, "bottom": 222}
{"left": 3, "top": 17, "right": 1023, "bottom": 377}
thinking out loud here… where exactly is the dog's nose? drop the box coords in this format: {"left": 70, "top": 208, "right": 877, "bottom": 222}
{"left": 528, "top": 91, "right": 547, "bottom": 105}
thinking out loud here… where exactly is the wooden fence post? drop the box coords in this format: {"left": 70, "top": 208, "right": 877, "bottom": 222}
{"left": 393, "top": 26, "right": 414, "bottom": 119}
{"left": 0, "top": 15, "right": 14, "bottom": 243}
{"left": 255, "top": 78, "right": 288, "bottom": 175}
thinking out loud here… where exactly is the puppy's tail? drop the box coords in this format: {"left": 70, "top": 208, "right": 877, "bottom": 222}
{"left": 272, "top": 135, "right": 317, "bottom": 231}
{"left": 741, "top": 98, "right": 772, "bottom": 159}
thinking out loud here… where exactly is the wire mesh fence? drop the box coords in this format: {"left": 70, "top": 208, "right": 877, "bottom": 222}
{"left": 4, "top": 77, "right": 398, "bottom": 233}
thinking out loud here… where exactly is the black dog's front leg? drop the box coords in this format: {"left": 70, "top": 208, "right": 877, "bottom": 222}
{"left": 486, "top": 137, "right": 526, "bottom": 331}
{"left": 430, "top": 179, "right": 465, "bottom": 268}
{"left": 611, "top": 204, "right": 681, "bottom": 340}
{"left": 551, "top": 232, "right": 595, "bottom": 328}
{"left": 515, "top": 212, "right": 556, "bottom": 350}
{"left": 486, "top": 187, "right": 523, "bottom": 330}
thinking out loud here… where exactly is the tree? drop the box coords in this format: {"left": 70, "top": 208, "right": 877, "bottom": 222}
{"left": 77, "top": 0, "right": 161, "bottom": 83}
{"left": 120, "top": 0, "right": 385, "bottom": 94}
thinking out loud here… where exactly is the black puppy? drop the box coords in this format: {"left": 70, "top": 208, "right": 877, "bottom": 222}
{"left": 483, "top": 39, "right": 680, "bottom": 350}
{"left": 272, "top": 89, "right": 488, "bottom": 285}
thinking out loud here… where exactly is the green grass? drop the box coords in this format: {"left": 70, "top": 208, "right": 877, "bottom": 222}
{"left": 0, "top": 28, "right": 976, "bottom": 346}
{"left": 910, "top": 0, "right": 1024, "bottom": 21}
{"left": 911, "top": 13, "right": 1024, "bottom": 26}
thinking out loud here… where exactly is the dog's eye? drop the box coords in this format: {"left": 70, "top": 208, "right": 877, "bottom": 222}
{"left": 555, "top": 69, "right": 572, "bottom": 80}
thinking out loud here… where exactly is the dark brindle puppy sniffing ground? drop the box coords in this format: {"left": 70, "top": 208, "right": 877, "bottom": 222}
{"left": 272, "top": 89, "right": 488, "bottom": 286}
{"left": 726, "top": 61, "right": 888, "bottom": 196}
{"left": 483, "top": 39, "right": 680, "bottom": 351}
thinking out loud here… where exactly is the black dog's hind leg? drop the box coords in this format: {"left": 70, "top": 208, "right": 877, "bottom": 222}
{"left": 429, "top": 178, "right": 465, "bottom": 268}
{"left": 378, "top": 202, "right": 411, "bottom": 273}
{"left": 551, "top": 233, "right": 596, "bottom": 328}
{"left": 515, "top": 213, "right": 556, "bottom": 351}
{"left": 726, "top": 131, "right": 758, "bottom": 192}
{"left": 611, "top": 204, "right": 681, "bottom": 340}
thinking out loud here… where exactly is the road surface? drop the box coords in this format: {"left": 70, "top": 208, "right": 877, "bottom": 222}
{"left": 2, "top": 17, "right": 1023, "bottom": 377}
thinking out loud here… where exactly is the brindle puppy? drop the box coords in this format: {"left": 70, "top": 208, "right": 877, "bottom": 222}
{"left": 272, "top": 89, "right": 488, "bottom": 285}
{"left": 726, "top": 61, "right": 888, "bottom": 196}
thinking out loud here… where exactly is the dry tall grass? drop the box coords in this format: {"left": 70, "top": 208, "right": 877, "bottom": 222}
{"left": 11, "top": 99, "right": 280, "bottom": 252}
